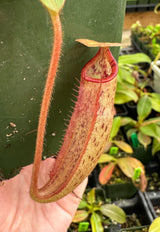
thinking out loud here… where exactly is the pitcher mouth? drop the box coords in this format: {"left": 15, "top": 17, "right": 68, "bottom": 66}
{"left": 81, "top": 47, "right": 118, "bottom": 83}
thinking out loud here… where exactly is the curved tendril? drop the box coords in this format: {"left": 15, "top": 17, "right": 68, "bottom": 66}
{"left": 30, "top": 12, "right": 62, "bottom": 200}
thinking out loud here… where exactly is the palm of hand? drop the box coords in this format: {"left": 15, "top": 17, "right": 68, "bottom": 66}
{"left": 0, "top": 158, "right": 87, "bottom": 232}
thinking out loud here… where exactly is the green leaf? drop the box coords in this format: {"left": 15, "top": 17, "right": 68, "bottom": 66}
{"left": 115, "top": 90, "right": 138, "bottom": 104}
{"left": 138, "top": 79, "right": 149, "bottom": 89}
{"left": 140, "top": 124, "right": 160, "bottom": 141}
{"left": 40, "top": 0, "right": 65, "bottom": 13}
{"left": 124, "top": 75, "right": 135, "bottom": 85}
{"left": 118, "top": 157, "right": 145, "bottom": 178}
{"left": 90, "top": 212, "right": 104, "bottom": 232}
{"left": 142, "top": 117, "right": 160, "bottom": 126}
{"left": 151, "top": 93, "right": 160, "bottom": 100}
{"left": 149, "top": 217, "right": 160, "bottom": 232}
{"left": 117, "top": 157, "right": 135, "bottom": 178}
{"left": 100, "top": 204, "right": 126, "bottom": 223}
{"left": 118, "top": 53, "right": 151, "bottom": 65}
{"left": 114, "top": 92, "right": 133, "bottom": 104}
{"left": 137, "top": 95, "right": 152, "bottom": 122}
{"left": 150, "top": 93, "right": 160, "bottom": 113}
{"left": 78, "top": 200, "right": 88, "bottom": 209}
{"left": 109, "top": 117, "right": 121, "bottom": 140}
{"left": 126, "top": 128, "right": 137, "bottom": 138}
{"left": 117, "top": 158, "right": 147, "bottom": 192}
{"left": 98, "top": 154, "right": 117, "bottom": 163}
{"left": 116, "top": 79, "right": 134, "bottom": 90}
{"left": 137, "top": 131, "right": 152, "bottom": 149}
{"left": 72, "top": 210, "right": 89, "bottom": 223}
{"left": 118, "top": 68, "right": 135, "bottom": 85}
{"left": 120, "top": 117, "right": 137, "bottom": 126}
{"left": 112, "top": 140, "right": 133, "bottom": 153}
{"left": 152, "top": 138, "right": 160, "bottom": 155}
{"left": 87, "top": 188, "right": 96, "bottom": 204}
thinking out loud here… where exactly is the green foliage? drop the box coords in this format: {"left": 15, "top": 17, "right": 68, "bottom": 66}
{"left": 137, "top": 131, "right": 151, "bottom": 149}
{"left": 98, "top": 153, "right": 147, "bottom": 192}
{"left": 109, "top": 117, "right": 121, "bottom": 140}
{"left": 112, "top": 141, "right": 133, "bottom": 153}
{"left": 118, "top": 53, "right": 151, "bottom": 65}
{"left": 98, "top": 154, "right": 117, "bottom": 164}
{"left": 152, "top": 138, "right": 160, "bottom": 155}
{"left": 140, "top": 123, "right": 160, "bottom": 142}
{"left": 115, "top": 53, "right": 154, "bottom": 106}
{"left": 114, "top": 90, "right": 160, "bottom": 155}
{"left": 118, "top": 97, "right": 160, "bottom": 154}
{"left": 131, "top": 22, "right": 160, "bottom": 57}
{"left": 72, "top": 188, "right": 126, "bottom": 231}
{"left": 116, "top": 79, "right": 160, "bottom": 154}
{"left": 115, "top": 52, "right": 160, "bottom": 116}
{"left": 90, "top": 213, "right": 103, "bottom": 232}
{"left": 132, "top": 22, "right": 160, "bottom": 41}
{"left": 150, "top": 93, "right": 160, "bottom": 112}
{"left": 101, "top": 204, "right": 126, "bottom": 224}
{"left": 40, "top": 0, "right": 65, "bottom": 13}
{"left": 137, "top": 95, "right": 152, "bottom": 122}
{"left": 109, "top": 117, "right": 133, "bottom": 153}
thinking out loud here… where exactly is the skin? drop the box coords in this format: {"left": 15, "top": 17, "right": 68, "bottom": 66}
{"left": 0, "top": 158, "right": 87, "bottom": 232}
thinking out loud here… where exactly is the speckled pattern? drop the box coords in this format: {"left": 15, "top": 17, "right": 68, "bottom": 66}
{"left": 37, "top": 48, "right": 117, "bottom": 202}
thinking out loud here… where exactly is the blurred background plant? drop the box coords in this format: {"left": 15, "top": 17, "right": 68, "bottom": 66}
{"left": 98, "top": 152, "right": 147, "bottom": 192}
{"left": 119, "top": 97, "right": 160, "bottom": 155}
{"left": 71, "top": 188, "right": 126, "bottom": 232}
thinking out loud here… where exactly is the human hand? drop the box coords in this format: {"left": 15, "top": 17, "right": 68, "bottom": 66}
{"left": 0, "top": 158, "right": 88, "bottom": 232}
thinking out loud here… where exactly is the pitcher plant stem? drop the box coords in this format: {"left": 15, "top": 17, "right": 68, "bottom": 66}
{"left": 30, "top": 12, "right": 62, "bottom": 196}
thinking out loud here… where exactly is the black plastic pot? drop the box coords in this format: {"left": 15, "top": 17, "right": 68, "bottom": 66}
{"left": 115, "top": 104, "right": 128, "bottom": 117}
{"left": 69, "top": 190, "right": 154, "bottom": 232}
{"left": 121, "top": 127, "right": 153, "bottom": 165}
{"left": 88, "top": 166, "right": 100, "bottom": 188}
{"left": 120, "top": 225, "right": 149, "bottom": 231}
{"left": 125, "top": 102, "right": 137, "bottom": 120}
{"left": 104, "top": 224, "right": 122, "bottom": 232}
{"left": 68, "top": 224, "right": 122, "bottom": 232}
{"left": 145, "top": 160, "right": 160, "bottom": 192}
{"left": 126, "top": 0, "right": 158, "bottom": 12}
{"left": 132, "top": 145, "right": 153, "bottom": 165}
{"left": 105, "top": 191, "right": 153, "bottom": 232}
{"left": 143, "top": 160, "right": 160, "bottom": 219}
{"left": 84, "top": 187, "right": 106, "bottom": 203}
{"left": 142, "top": 159, "right": 160, "bottom": 219}
{"left": 119, "top": 46, "right": 139, "bottom": 56}
{"left": 155, "top": 151, "right": 160, "bottom": 166}
{"left": 103, "top": 182, "right": 138, "bottom": 201}
{"left": 115, "top": 191, "right": 154, "bottom": 225}
{"left": 144, "top": 191, "right": 160, "bottom": 219}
